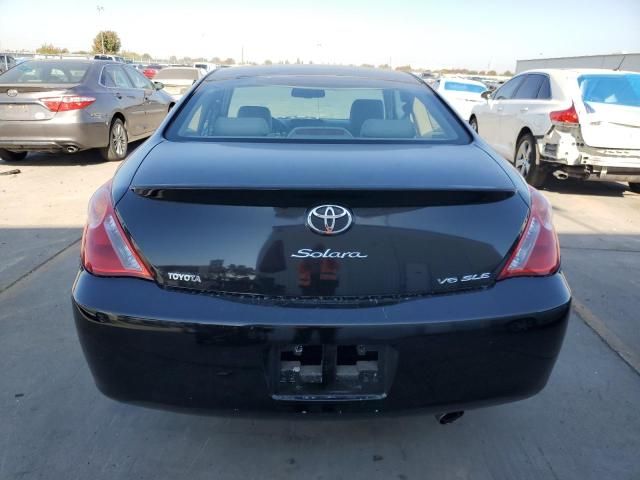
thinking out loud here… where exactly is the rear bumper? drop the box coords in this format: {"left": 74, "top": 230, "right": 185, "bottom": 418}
{"left": 541, "top": 129, "right": 640, "bottom": 181}
{"left": 0, "top": 113, "right": 108, "bottom": 152}
{"left": 72, "top": 271, "right": 571, "bottom": 415}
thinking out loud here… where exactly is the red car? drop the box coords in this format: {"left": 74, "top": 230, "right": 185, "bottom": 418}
{"left": 142, "top": 65, "right": 162, "bottom": 79}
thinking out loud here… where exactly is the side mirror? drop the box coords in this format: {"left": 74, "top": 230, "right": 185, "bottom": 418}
{"left": 153, "top": 81, "right": 164, "bottom": 90}
{"left": 481, "top": 90, "right": 492, "bottom": 100}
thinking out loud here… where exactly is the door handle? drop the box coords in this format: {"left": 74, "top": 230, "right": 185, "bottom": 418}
{"left": 520, "top": 107, "right": 529, "bottom": 112}
{"left": 497, "top": 106, "right": 503, "bottom": 112}
{"left": 114, "top": 92, "right": 123, "bottom": 100}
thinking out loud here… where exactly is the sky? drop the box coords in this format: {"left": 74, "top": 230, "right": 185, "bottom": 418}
{"left": 1, "top": 0, "right": 639, "bottom": 71}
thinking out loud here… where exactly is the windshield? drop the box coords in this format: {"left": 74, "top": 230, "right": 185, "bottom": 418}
{"left": 155, "top": 68, "right": 200, "bottom": 80}
{"left": 166, "top": 75, "right": 471, "bottom": 143}
{"left": 578, "top": 74, "right": 640, "bottom": 107}
{"left": 444, "top": 81, "right": 486, "bottom": 93}
{"left": 0, "top": 61, "right": 90, "bottom": 84}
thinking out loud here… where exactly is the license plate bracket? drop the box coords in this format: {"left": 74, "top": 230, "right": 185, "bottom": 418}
{"left": 270, "top": 344, "right": 396, "bottom": 401}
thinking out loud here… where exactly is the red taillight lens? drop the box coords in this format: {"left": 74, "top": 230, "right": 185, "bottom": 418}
{"left": 549, "top": 103, "right": 579, "bottom": 124}
{"left": 41, "top": 96, "right": 96, "bottom": 112}
{"left": 81, "top": 181, "right": 153, "bottom": 279}
{"left": 498, "top": 187, "right": 560, "bottom": 280}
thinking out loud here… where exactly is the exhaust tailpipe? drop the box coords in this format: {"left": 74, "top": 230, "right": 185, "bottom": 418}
{"left": 553, "top": 170, "right": 569, "bottom": 180}
{"left": 435, "top": 411, "right": 465, "bottom": 425}
{"left": 66, "top": 146, "right": 78, "bottom": 154}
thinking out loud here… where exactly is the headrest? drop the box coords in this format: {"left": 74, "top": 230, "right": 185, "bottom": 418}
{"left": 360, "top": 119, "right": 416, "bottom": 139}
{"left": 237, "top": 106, "right": 272, "bottom": 127}
{"left": 212, "top": 117, "right": 270, "bottom": 136}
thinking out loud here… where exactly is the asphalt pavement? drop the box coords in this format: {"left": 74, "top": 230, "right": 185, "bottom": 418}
{"left": 1, "top": 153, "right": 639, "bottom": 480}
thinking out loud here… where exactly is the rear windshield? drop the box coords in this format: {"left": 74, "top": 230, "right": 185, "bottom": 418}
{"left": 155, "top": 69, "right": 199, "bottom": 80}
{"left": 0, "top": 61, "right": 90, "bottom": 84}
{"left": 444, "top": 81, "right": 486, "bottom": 94}
{"left": 166, "top": 76, "right": 471, "bottom": 144}
{"left": 578, "top": 74, "right": 640, "bottom": 107}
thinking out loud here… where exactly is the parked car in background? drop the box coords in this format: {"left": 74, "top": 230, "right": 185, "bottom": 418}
{"left": 142, "top": 64, "right": 164, "bottom": 79}
{"left": 193, "top": 62, "right": 218, "bottom": 72}
{"left": 73, "top": 65, "right": 569, "bottom": 419}
{"left": 153, "top": 67, "right": 206, "bottom": 100}
{"left": 0, "top": 54, "right": 17, "bottom": 73}
{"left": 433, "top": 77, "right": 487, "bottom": 121}
{"left": 0, "top": 59, "right": 174, "bottom": 162}
{"left": 94, "top": 54, "right": 125, "bottom": 63}
{"left": 470, "top": 69, "right": 640, "bottom": 192}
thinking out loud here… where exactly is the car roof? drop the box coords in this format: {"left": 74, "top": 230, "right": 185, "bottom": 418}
{"left": 441, "top": 77, "right": 486, "bottom": 86}
{"left": 518, "top": 68, "right": 639, "bottom": 77}
{"left": 161, "top": 66, "right": 201, "bottom": 70}
{"left": 206, "top": 64, "right": 420, "bottom": 84}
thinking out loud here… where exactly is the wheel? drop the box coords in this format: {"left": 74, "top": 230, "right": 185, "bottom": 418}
{"left": 514, "top": 133, "right": 547, "bottom": 188}
{"left": 0, "top": 149, "right": 28, "bottom": 162}
{"left": 100, "top": 118, "right": 128, "bottom": 161}
{"left": 469, "top": 116, "right": 478, "bottom": 133}
{"left": 629, "top": 183, "right": 640, "bottom": 194}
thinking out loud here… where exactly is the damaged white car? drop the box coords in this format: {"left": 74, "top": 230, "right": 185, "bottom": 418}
{"left": 470, "top": 69, "right": 640, "bottom": 193}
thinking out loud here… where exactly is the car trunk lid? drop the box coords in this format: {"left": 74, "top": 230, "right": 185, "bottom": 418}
{"left": 116, "top": 141, "right": 527, "bottom": 299}
{"left": 579, "top": 102, "right": 640, "bottom": 150}
{"left": 0, "top": 84, "right": 75, "bottom": 121}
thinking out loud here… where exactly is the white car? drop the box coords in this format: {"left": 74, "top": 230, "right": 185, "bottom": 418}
{"left": 433, "top": 77, "right": 487, "bottom": 121}
{"left": 153, "top": 67, "right": 206, "bottom": 100}
{"left": 470, "top": 69, "right": 640, "bottom": 192}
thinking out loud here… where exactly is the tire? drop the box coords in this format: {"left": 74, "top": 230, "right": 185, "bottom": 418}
{"left": 0, "top": 149, "right": 28, "bottom": 162}
{"left": 514, "top": 133, "right": 547, "bottom": 188}
{"left": 629, "top": 183, "right": 640, "bottom": 194}
{"left": 100, "top": 118, "right": 128, "bottom": 161}
{"left": 469, "top": 116, "right": 478, "bottom": 133}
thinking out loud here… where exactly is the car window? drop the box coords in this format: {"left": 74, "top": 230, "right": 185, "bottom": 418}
{"left": 443, "top": 81, "right": 486, "bottom": 94}
{"left": 513, "top": 74, "right": 544, "bottom": 99}
{"left": 0, "top": 61, "right": 90, "bottom": 83}
{"left": 155, "top": 69, "right": 201, "bottom": 81}
{"left": 578, "top": 74, "right": 640, "bottom": 107}
{"left": 102, "top": 65, "right": 133, "bottom": 88}
{"left": 493, "top": 76, "right": 525, "bottom": 100}
{"left": 537, "top": 76, "right": 551, "bottom": 99}
{"left": 166, "top": 77, "right": 472, "bottom": 144}
{"left": 125, "top": 66, "right": 153, "bottom": 89}
{"left": 228, "top": 85, "right": 384, "bottom": 119}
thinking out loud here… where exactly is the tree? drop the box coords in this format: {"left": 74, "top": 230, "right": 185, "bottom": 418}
{"left": 141, "top": 53, "right": 152, "bottom": 61}
{"left": 36, "top": 44, "right": 69, "bottom": 55}
{"left": 210, "top": 56, "right": 222, "bottom": 64}
{"left": 360, "top": 63, "right": 374, "bottom": 68}
{"left": 502, "top": 70, "right": 513, "bottom": 77}
{"left": 395, "top": 65, "right": 413, "bottom": 72}
{"left": 169, "top": 55, "right": 178, "bottom": 64}
{"left": 222, "top": 57, "right": 235, "bottom": 65}
{"left": 378, "top": 64, "right": 391, "bottom": 69}
{"left": 92, "top": 31, "right": 121, "bottom": 54}
{"left": 486, "top": 70, "right": 497, "bottom": 76}
{"left": 264, "top": 59, "right": 272, "bottom": 65}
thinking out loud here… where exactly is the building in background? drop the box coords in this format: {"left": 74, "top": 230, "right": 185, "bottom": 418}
{"left": 516, "top": 53, "right": 640, "bottom": 73}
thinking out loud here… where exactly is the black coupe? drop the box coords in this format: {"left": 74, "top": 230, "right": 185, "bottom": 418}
{"left": 73, "top": 66, "right": 570, "bottom": 422}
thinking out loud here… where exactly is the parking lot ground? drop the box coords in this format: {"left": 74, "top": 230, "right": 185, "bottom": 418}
{"left": 1, "top": 155, "right": 639, "bottom": 479}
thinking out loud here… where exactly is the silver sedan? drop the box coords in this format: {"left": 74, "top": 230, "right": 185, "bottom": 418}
{"left": 0, "top": 59, "right": 175, "bottom": 161}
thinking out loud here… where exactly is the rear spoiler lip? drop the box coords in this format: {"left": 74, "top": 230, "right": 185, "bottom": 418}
{"left": 131, "top": 185, "right": 517, "bottom": 208}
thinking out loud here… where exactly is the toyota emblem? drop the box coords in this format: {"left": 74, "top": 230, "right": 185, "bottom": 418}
{"left": 7, "top": 89, "right": 18, "bottom": 97}
{"left": 306, "top": 205, "right": 353, "bottom": 235}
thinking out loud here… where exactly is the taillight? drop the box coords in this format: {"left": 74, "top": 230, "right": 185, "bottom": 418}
{"left": 81, "top": 181, "right": 153, "bottom": 279}
{"left": 41, "top": 96, "right": 96, "bottom": 112}
{"left": 549, "top": 103, "right": 579, "bottom": 124}
{"left": 498, "top": 187, "right": 560, "bottom": 280}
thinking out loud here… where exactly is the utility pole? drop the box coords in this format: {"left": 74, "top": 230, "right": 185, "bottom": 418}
{"left": 96, "top": 5, "right": 105, "bottom": 54}
{"left": 241, "top": 46, "right": 244, "bottom": 65}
